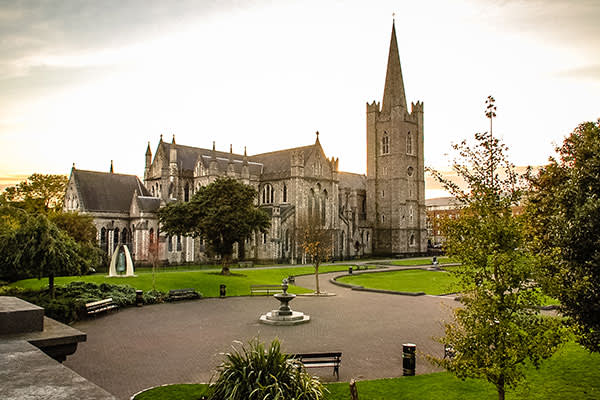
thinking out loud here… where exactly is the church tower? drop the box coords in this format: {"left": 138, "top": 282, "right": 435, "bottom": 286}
{"left": 366, "top": 20, "right": 427, "bottom": 255}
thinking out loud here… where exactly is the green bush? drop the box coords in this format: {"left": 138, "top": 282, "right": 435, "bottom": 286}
{"left": 209, "top": 338, "right": 326, "bottom": 400}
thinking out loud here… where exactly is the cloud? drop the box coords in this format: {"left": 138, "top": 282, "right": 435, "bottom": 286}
{"left": 556, "top": 64, "right": 600, "bottom": 81}
{"left": 0, "top": 0, "right": 267, "bottom": 79}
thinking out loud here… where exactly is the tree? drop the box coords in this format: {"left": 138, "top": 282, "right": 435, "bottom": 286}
{"left": 209, "top": 338, "right": 326, "bottom": 400}
{"left": 524, "top": 119, "right": 600, "bottom": 352}
{"left": 0, "top": 209, "right": 82, "bottom": 297}
{"left": 298, "top": 214, "right": 333, "bottom": 294}
{"left": 427, "top": 105, "right": 565, "bottom": 400}
{"left": 159, "top": 178, "right": 270, "bottom": 274}
{"left": 1, "top": 173, "right": 68, "bottom": 212}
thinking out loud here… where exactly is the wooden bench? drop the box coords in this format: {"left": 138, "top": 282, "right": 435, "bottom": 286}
{"left": 291, "top": 352, "right": 342, "bottom": 380}
{"left": 167, "top": 288, "right": 201, "bottom": 301}
{"left": 85, "top": 298, "right": 118, "bottom": 316}
{"left": 250, "top": 284, "right": 283, "bottom": 296}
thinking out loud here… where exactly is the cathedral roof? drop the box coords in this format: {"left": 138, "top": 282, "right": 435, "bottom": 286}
{"left": 136, "top": 196, "right": 161, "bottom": 212}
{"left": 72, "top": 169, "right": 150, "bottom": 212}
{"left": 250, "top": 144, "right": 317, "bottom": 180}
{"left": 338, "top": 172, "right": 366, "bottom": 191}
{"left": 160, "top": 142, "right": 263, "bottom": 176}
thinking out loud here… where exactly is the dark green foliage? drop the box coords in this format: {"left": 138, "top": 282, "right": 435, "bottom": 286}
{"left": 134, "top": 384, "right": 210, "bottom": 400}
{"left": 525, "top": 119, "right": 600, "bottom": 352}
{"left": 429, "top": 130, "right": 566, "bottom": 400}
{"left": 159, "top": 178, "right": 270, "bottom": 274}
{"left": 209, "top": 338, "right": 326, "bottom": 400}
{"left": 0, "top": 281, "right": 161, "bottom": 323}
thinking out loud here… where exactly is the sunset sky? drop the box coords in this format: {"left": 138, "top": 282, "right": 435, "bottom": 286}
{"left": 1, "top": 0, "right": 598, "bottom": 198}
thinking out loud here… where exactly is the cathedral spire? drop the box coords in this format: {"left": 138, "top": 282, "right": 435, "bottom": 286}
{"left": 381, "top": 20, "right": 407, "bottom": 114}
{"left": 110, "top": 160, "right": 114, "bottom": 173}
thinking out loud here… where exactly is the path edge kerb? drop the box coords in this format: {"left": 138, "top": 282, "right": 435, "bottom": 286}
{"left": 329, "top": 269, "right": 426, "bottom": 297}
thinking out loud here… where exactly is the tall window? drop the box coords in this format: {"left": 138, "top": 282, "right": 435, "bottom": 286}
{"left": 382, "top": 133, "right": 390, "bottom": 154}
{"left": 263, "top": 232, "right": 268, "bottom": 244}
{"left": 409, "top": 233, "right": 416, "bottom": 247}
{"left": 167, "top": 235, "right": 173, "bottom": 252}
{"left": 262, "top": 184, "right": 274, "bottom": 204}
{"left": 407, "top": 131, "right": 413, "bottom": 155}
{"left": 149, "top": 228, "right": 154, "bottom": 244}
{"left": 282, "top": 184, "right": 288, "bottom": 203}
{"left": 100, "top": 228, "right": 107, "bottom": 253}
{"left": 113, "top": 228, "right": 119, "bottom": 251}
{"left": 322, "top": 190, "right": 328, "bottom": 225}
{"left": 122, "top": 228, "right": 128, "bottom": 246}
{"left": 409, "top": 206, "right": 414, "bottom": 224}
{"left": 184, "top": 183, "right": 190, "bottom": 202}
{"left": 177, "top": 235, "right": 182, "bottom": 251}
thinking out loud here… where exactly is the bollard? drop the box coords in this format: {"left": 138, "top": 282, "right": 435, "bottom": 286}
{"left": 348, "top": 266, "right": 353, "bottom": 274}
{"left": 135, "top": 290, "right": 143, "bottom": 307}
{"left": 402, "top": 343, "right": 416, "bottom": 376}
{"left": 219, "top": 284, "right": 226, "bottom": 298}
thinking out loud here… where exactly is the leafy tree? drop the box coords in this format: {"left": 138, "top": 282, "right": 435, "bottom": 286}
{"left": 1, "top": 173, "right": 68, "bottom": 211}
{"left": 298, "top": 214, "right": 333, "bottom": 294}
{"left": 0, "top": 209, "right": 82, "bottom": 297}
{"left": 428, "top": 122, "right": 565, "bottom": 400}
{"left": 209, "top": 338, "right": 326, "bottom": 400}
{"left": 524, "top": 119, "right": 600, "bottom": 352}
{"left": 159, "top": 178, "right": 270, "bottom": 274}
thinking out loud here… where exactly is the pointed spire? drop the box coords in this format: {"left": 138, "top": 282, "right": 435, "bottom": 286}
{"left": 212, "top": 141, "right": 216, "bottom": 152}
{"left": 145, "top": 141, "right": 152, "bottom": 155}
{"left": 72, "top": 163, "right": 76, "bottom": 170}
{"left": 228, "top": 144, "right": 234, "bottom": 163}
{"left": 381, "top": 20, "right": 407, "bottom": 114}
{"left": 110, "top": 160, "right": 114, "bottom": 173}
{"left": 159, "top": 134, "right": 163, "bottom": 143}
{"left": 243, "top": 146, "right": 248, "bottom": 165}
{"left": 315, "top": 130, "right": 320, "bottom": 144}
{"left": 171, "top": 134, "right": 176, "bottom": 145}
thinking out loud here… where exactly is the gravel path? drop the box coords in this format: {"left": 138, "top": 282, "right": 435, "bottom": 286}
{"left": 65, "top": 267, "right": 457, "bottom": 399}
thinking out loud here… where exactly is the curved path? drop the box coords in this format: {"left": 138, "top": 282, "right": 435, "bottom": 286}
{"left": 65, "top": 266, "right": 457, "bottom": 399}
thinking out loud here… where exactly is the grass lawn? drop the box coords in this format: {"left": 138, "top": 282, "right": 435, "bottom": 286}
{"left": 134, "top": 383, "right": 210, "bottom": 400}
{"left": 132, "top": 342, "right": 599, "bottom": 399}
{"left": 10, "top": 265, "right": 354, "bottom": 297}
{"left": 337, "top": 268, "right": 460, "bottom": 295}
{"left": 387, "top": 256, "right": 456, "bottom": 266}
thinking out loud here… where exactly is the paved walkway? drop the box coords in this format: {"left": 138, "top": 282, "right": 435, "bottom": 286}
{"left": 65, "top": 266, "right": 457, "bottom": 400}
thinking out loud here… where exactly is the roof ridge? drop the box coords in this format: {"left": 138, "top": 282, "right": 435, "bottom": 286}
{"left": 251, "top": 144, "right": 315, "bottom": 157}
{"left": 74, "top": 169, "right": 139, "bottom": 178}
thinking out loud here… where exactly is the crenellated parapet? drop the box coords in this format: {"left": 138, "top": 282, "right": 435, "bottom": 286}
{"left": 366, "top": 100, "right": 380, "bottom": 114}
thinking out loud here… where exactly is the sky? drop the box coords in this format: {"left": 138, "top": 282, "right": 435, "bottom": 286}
{"left": 1, "top": 0, "right": 599, "bottom": 198}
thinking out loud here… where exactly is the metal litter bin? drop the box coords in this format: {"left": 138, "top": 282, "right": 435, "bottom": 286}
{"left": 402, "top": 343, "right": 416, "bottom": 376}
{"left": 219, "top": 284, "right": 226, "bottom": 298}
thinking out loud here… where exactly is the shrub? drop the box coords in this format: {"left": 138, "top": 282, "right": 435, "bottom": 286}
{"left": 0, "top": 282, "right": 166, "bottom": 324}
{"left": 209, "top": 338, "right": 326, "bottom": 400}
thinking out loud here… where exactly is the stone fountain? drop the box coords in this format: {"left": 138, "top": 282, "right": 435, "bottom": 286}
{"left": 259, "top": 279, "right": 310, "bottom": 326}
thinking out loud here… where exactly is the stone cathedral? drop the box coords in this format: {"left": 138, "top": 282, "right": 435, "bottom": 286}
{"left": 63, "top": 21, "right": 427, "bottom": 265}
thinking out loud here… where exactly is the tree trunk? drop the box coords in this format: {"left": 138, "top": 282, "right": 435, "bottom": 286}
{"left": 349, "top": 379, "right": 359, "bottom": 400}
{"left": 49, "top": 273, "right": 55, "bottom": 299}
{"left": 315, "top": 261, "right": 320, "bottom": 294}
{"left": 497, "top": 382, "right": 505, "bottom": 400}
{"left": 221, "top": 254, "right": 231, "bottom": 275}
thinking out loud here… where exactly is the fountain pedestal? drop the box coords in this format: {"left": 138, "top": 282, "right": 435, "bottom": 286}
{"left": 259, "top": 280, "right": 310, "bottom": 326}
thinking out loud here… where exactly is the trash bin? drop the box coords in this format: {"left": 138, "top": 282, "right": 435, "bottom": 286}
{"left": 135, "top": 290, "right": 143, "bottom": 307}
{"left": 219, "top": 284, "right": 226, "bottom": 298}
{"left": 402, "top": 343, "right": 416, "bottom": 376}
{"left": 348, "top": 267, "right": 353, "bottom": 274}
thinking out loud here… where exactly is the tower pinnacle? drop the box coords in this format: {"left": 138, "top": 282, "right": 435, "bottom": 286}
{"left": 381, "top": 20, "right": 407, "bottom": 114}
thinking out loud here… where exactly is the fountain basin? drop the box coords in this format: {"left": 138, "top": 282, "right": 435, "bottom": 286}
{"left": 259, "top": 310, "right": 310, "bottom": 326}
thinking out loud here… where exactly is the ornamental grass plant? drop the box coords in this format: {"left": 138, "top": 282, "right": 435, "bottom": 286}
{"left": 208, "top": 338, "right": 326, "bottom": 400}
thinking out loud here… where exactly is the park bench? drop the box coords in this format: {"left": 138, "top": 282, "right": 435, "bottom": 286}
{"left": 85, "top": 298, "right": 118, "bottom": 316}
{"left": 238, "top": 261, "right": 254, "bottom": 268}
{"left": 167, "top": 288, "right": 201, "bottom": 301}
{"left": 291, "top": 352, "right": 342, "bottom": 380}
{"left": 250, "top": 284, "right": 283, "bottom": 296}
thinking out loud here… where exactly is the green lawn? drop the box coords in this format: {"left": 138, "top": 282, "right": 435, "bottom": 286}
{"left": 387, "top": 256, "right": 456, "bottom": 266}
{"left": 337, "top": 268, "right": 460, "bottom": 295}
{"left": 132, "top": 342, "right": 599, "bottom": 399}
{"left": 134, "top": 383, "right": 210, "bottom": 400}
{"left": 10, "top": 265, "right": 353, "bottom": 297}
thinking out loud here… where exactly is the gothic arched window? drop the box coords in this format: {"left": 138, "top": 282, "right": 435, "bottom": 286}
{"left": 407, "top": 131, "right": 413, "bottom": 155}
{"left": 122, "top": 228, "right": 128, "bottom": 246}
{"left": 322, "top": 189, "right": 328, "bottom": 225}
{"left": 382, "top": 132, "right": 390, "bottom": 155}
{"left": 113, "top": 228, "right": 119, "bottom": 251}
{"left": 282, "top": 185, "right": 288, "bottom": 203}
{"left": 184, "top": 183, "right": 190, "bottom": 202}
{"left": 176, "top": 235, "right": 182, "bottom": 251}
{"left": 262, "top": 184, "right": 274, "bottom": 204}
{"left": 167, "top": 235, "right": 173, "bottom": 252}
{"left": 409, "top": 233, "right": 416, "bottom": 247}
{"left": 100, "top": 228, "right": 107, "bottom": 253}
